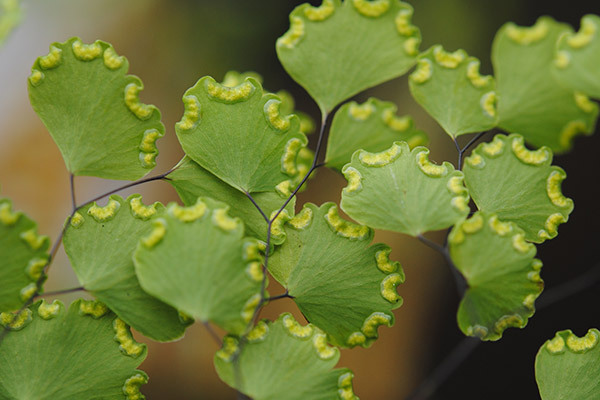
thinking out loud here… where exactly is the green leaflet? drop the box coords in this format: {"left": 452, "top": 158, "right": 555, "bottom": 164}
{"left": 449, "top": 212, "right": 543, "bottom": 341}
{"left": 409, "top": 45, "right": 498, "bottom": 137}
{"left": 553, "top": 14, "right": 600, "bottom": 99}
{"left": 0, "top": 0, "right": 21, "bottom": 47}
{"left": 214, "top": 313, "right": 358, "bottom": 400}
{"left": 268, "top": 203, "right": 403, "bottom": 348}
{"left": 28, "top": 37, "right": 165, "bottom": 180}
{"left": 535, "top": 328, "right": 600, "bottom": 400}
{"left": 133, "top": 198, "right": 263, "bottom": 335}
{"left": 63, "top": 195, "right": 190, "bottom": 342}
{"left": 0, "top": 197, "right": 49, "bottom": 312}
{"left": 325, "top": 98, "right": 427, "bottom": 171}
{"left": 493, "top": 17, "right": 599, "bottom": 152}
{"left": 175, "top": 76, "right": 308, "bottom": 193}
{"left": 221, "top": 71, "right": 316, "bottom": 135}
{"left": 168, "top": 156, "right": 295, "bottom": 243}
{"left": 463, "top": 134, "right": 573, "bottom": 243}
{"left": 0, "top": 299, "right": 147, "bottom": 400}
{"left": 276, "top": 0, "right": 420, "bottom": 114}
{"left": 340, "top": 141, "right": 470, "bottom": 236}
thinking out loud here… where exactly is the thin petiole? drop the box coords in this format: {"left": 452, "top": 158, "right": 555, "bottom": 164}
{"left": 202, "top": 321, "right": 223, "bottom": 347}
{"left": 69, "top": 174, "right": 77, "bottom": 212}
{"left": 453, "top": 130, "right": 490, "bottom": 171}
{"left": 417, "top": 234, "right": 467, "bottom": 296}
{"left": 79, "top": 165, "right": 178, "bottom": 208}
{"left": 266, "top": 291, "right": 293, "bottom": 302}
{"left": 36, "top": 286, "right": 85, "bottom": 298}
{"left": 271, "top": 113, "right": 329, "bottom": 221}
{"left": 244, "top": 192, "right": 269, "bottom": 223}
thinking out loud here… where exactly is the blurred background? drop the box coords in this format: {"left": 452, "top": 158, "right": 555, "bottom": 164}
{"left": 0, "top": 0, "right": 598, "bottom": 399}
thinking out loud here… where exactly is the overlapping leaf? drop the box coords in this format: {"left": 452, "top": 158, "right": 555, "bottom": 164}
{"left": 0, "top": 299, "right": 147, "bottom": 399}
{"left": 276, "top": 0, "right": 421, "bottom": 113}
{"left": 220, "top": 71, "right": 316, "bottom": 135}
{"left": 133, "top": 198, "right": 263, "bottom": 335}
{"left": 63, "top": 194, "right": 190, "bottom": 342}
{"left": 493, "top": 17, "right": 598, "bottom": 152}
{"left": 0, "top": 0, "right": 21, "bottom": 47}
{"left": 535, "top": 328, "right": 600, "bottom": 400}
{"left": 168, "top": 157, "right": 294, "bottom": 243}
{"left": 175, "top": 76, "right": 308, "bottom": 193}
{"left": 28, "top": 37, "right": 165, "bottom": 180}
{"left": 268, "top": 203, "right": 403, "bottom": 348}
{"left": 0, "top": 197, "right": 49, "bottom": 312}
{"left": 340, "top": 141, "right": 469, "bottom": 236}
{"left": 214, "top": 313, "right": 358, "bottom": 400}
{"left": 463, "top": 134, "right": 573, "bottom": 243}
{"left": 179, "top": 71, "right": 316, "bottom": 200}
{"left": 409, "top": 45, "right": 498, "bottom": 137}
{"left": 325, "top": 98, "right": 427, "bottom": 171}
{"left": 553, "top": 14, "right": 600, "bottom": 99}
{"left": 449, "top": 212, "right": 543, "bottom": 341}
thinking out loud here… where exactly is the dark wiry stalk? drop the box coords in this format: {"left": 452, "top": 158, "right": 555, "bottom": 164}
{"left": 417, "top": 234, "right": 467, "bottom": 296}
{"left": 266, "top": 291, "right": 294, "bottom": 302}
{"left": 203, "top": 321, "right": 223, "bottom": 347}
{"left": 243, "top": 112, "right": 329, "bottom": 331}
{"left": 35, "top": 286, "right": 85, "bottom": 298}
{"left": 230, "top": 112, "right": 329, "bottom": 389}
{"left": 453, "top": 130, "right": 490, "bottom": 171}
{"left": 404, "top": 261, "right": 600, "bottom": 400}
{"left": 70, "top": 174, "right": 77, "bottom": 211}
{"left": 244, "top": 192, "right": 269, "bottom": 223}
{"left": 81, "top": 165, "right": 178, "bottom": 206}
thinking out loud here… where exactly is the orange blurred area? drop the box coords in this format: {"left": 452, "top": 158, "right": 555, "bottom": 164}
{"left": 1, "top": 1, "right": 598, "bottom": 399}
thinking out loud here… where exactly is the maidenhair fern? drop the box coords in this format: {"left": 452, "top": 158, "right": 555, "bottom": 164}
{"left": 1, "top": 1, "right": 599, "bottom": 399}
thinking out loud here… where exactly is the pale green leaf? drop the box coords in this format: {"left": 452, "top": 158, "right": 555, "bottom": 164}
{"left": 269, "top": 203, "right": 403, "bottom": 348}
{"left": 448, "top": 212, "right": 543, "bottom": 341}
{"left": 493, "top": 17, "right": 599, "bottom": 152}
{"left": 340, "top": 141, "right": 470, "bottom": 236}
{"left": 409, "top": 45, "right": 498, "bottom": 137}
{"left": 276, "top": 0, "right": 421, "bottom": 113}
{"left": 214, "top": 313, "right": 358, "bottom": 400}
{"left": 0, "top": 299, "right": 147, "bottom": 400}
{"left": 63, "top": 194, "right": 190, "bottom": 342}
{"left": 0, "top": 0, "right": 21, "bottom": 47}
{"left": 175, "top": 76, "right": 308, "bottom": 193}
{"left": 168, "top": 156, "right": 295, "bottom": 243}
{"left": 220, "top": 71, "right": 316, "bottom": 135}
{"left": 28, "top": 37, "right": 165, "bottom": 180}
{"left": 133, "top": 198, "right": 263, "bottom": 335}
{"left": 276, "top": 89, "right": 316, "bottom": 135}
{"left": 325, "top": 98, "right": 427, "bottom": 171}
{"left": 463, "top": 133, "right": 573, "bottom": 243}
{"left": 535, "top": 328, "right": 600, "bottom": 400}
{"left": 553, "top": 14, "right": 600, "bottom": 99}
{"left": 0, "top": 197, "right": 49, "bottom": 312}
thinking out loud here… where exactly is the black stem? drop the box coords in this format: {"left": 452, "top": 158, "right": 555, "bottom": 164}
{"left": 452, "top": 137, "right": 462, "bottom": 171}
{"left": 79, "top": 166, "right": 177, "bottom": 208}
{"left": 537, "top": 261, "right": 600, "bottom": 310}
{"left": 462, "top": 131, "right": 488, "bottom": 154}
{"left": 272, "top": 114, "right": 328, "bottom": 219}
{"left": 404, "top": 261, "right": 600, "bottom": 400}
{"left": 266, "top": 291, "right": 293, "bottom": 302}
{"left": 235, "top": 111, "right": 329, "bottom": 362}
{"left": 203, "top": 321, "right": 222, "bottom": 347}
{"left": 405, "top": 337, "right": 480, "bottom": 400}
{"left": 244, "top": 192, "right": 269, "bottom": 223}
{"left": 70, "top": 174, "right": 77, "bottom": 212}
{"left": 36, "top": 286, "right": 86, "bottom": 298}
{"left": 417, "top": 234, "right": 467, "bottom": 296}
{"left": 453, "top": 131, "right": 490, "bottom": 171}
